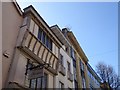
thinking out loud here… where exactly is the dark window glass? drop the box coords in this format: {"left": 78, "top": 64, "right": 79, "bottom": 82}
{"left": 73, "top": 59, "right": 76, "bottom": 68}
{"left": 70, "top": 47, "right": 72, "bottom": 57}
{"left": 49, "top": 39, "right": 52, "bottom": 51}
{"left": 36, "top": 78, "right": 42, "bottom": 88}
{"left": 71, "top": 47, "right": 76, "bottom": 60}
{"left": 42, "top": 32, "right": 46, "bottom": 44}
{"left": 60, "top": 54, "right": 63, "bottom": 65}
{"left": 71, "top": 47, "right": 73, "bottom": 57}
{"left": 74, "top": 80, "right": 78, "bottom": 90}
{"left": 46, "top": 35, "right": 49, "bottom": 48}
{"left": 38, "top": 27, "right": 52, "bottom": 51}
{"left": 38, "top": 27, "right": 42, "bottom": 40}
{"left": 67, "top": 62, "right": 71, "bottom": 71}
{"left": 73, "top": 67, "right": 77, "bottom": 80}
{"left": 44, "top": 73, "right": 48, "bottom": 89}
{"left": 29, "top": 73, "right": 48, "bottom": 89}
{"left": 66, "top": 47, "right": 68, "bottom": 52}
{"left": 30, "top": 79, "right": 36, "bottom": 88}
{"left": 80, "top": 60, "right": 84, "bottom": 71}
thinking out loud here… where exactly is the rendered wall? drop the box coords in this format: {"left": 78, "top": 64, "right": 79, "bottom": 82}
{"left": 2, "top": 2, "right": 23, "bottom": 88}
{"left": 55, "top": 48, "right": 73, "bottom": 88}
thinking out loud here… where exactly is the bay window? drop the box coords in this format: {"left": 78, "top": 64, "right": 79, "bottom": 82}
{"left": 37, "top": 27, "right": 52, "bottom": 51}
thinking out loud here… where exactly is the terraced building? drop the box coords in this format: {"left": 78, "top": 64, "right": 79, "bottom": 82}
{"left": 2, "top": 1, "right": 101, "bottom": 89}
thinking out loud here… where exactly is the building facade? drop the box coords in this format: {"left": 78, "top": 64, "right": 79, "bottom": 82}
{"left": 2, "top": 1, "right": 23, "bottom": 88}
{"left": 51, "top": 25, "right": 74, "bottom": 89}
{"left": 61, "top": 28, "right": 90, "bottom": 89}
{"left": 87, "top": 63, "right": 101, "bottom": 89}
{"left": 2, "top": 1, "right": 101, "bottom": 89}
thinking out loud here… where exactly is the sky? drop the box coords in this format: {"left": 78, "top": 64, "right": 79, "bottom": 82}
{"left": 16, "top": 1, "right": 118, "bottom": 74}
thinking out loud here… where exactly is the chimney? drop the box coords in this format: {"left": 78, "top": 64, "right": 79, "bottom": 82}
{"left": 62, "top": 28, "right": 69, "bottom": 37}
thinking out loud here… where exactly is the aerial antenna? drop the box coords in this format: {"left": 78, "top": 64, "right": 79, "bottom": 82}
{"left": 64, "top": 24, "right": 72, "bottom": 31}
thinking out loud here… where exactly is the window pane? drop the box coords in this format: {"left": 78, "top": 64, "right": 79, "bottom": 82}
{"left": 44, "top": 73, "right": 48, "bottom": 88}
{"left": 73, "top": 59, "right": 76, "bottom": 68}
{"left": 75, "top": 80, "right": 78, "bottom": 90}
{"left": 42, "top": 32, "right": 46, "bottom": 44}
{"left": 60, "top": 54, "right": 63, "bottom": 65}
{"left": 71, "top": 47, "right": 76, "bottom": 59}
{"left": 38, "top": 27, "right": 42, "bottom": 40}
{"left": 37, "top": 78, "right": 42, "bottom": 88}
{"left": 46, "top": 35, "right": 49, "bottom": 48}
{"left": 48, "top": 39, "right": 52, "bottom": 51}
{"left": 73, "top": 67, "right": 77, "bottom": 80}
{"left": 80, "top": 60, "right": 84, "bottom": 71}
{"left": 30, "top": 79, "right": 36, "bottom": 88}
{"left": 67, "top": 62, "right": 71, "bottom": 71}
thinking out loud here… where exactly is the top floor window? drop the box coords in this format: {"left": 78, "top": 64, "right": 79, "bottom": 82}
{"left": 80, "top": 60, "right": 84, "bottom": 71}
{"left": 38, "top": 27, "right": 42, "bottom": 40}
{"left": 73, "top": 59, "right": 76, "bottom": 68}
{"left": 70, "top": 47, "right": 76, "bottom": 60}
{"left": 60, "top": 54, "right": 63, "bottom": 65}
{"left": 42, "top": 32, "right": 46, "bottom": 44}
{"left": 38, "top": 27, "right": 52, "bottom": 51}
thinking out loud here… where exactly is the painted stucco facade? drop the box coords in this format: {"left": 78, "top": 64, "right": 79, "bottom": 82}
{"left": 2, "top": 1, "right": 23, "bottom": 88}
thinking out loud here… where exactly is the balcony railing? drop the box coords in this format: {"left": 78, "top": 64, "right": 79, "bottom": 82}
{"left": 67, "top": 70, "right": 73, "bottom": 82}
{"left": 59, "top": 63, "right": 66, "bottom": 76}
{"left": 17, "top": 29, "right": 59, "bottom": 75}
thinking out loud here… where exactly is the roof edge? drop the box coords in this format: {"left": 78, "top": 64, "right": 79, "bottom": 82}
{"left": 12, "top": 0, "right": 23, "bottom": 16}
{"left": 68, "top": 31, "right": 88, "bottom": 63}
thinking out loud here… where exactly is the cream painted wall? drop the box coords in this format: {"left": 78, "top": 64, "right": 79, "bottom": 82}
{"left": 52, "top": 43, "right": 58, "bottom": 58}
{"left": 2, "top": 2, "right": 23, "bottom": 88}
{"left": 29, "top": 19, "right": 39, "bottom": 38}
{"left": 29, "top": 19, "right": 34, "bottom": 33}
{"left": 13, "top": 54, "right": 27, "bottom": 86}
{"left": 48, "top": 74, "right": 54, "bottom": 88}
{"left": 0, "top": 1, "right": 2, "bottom": 89}
{"left": 54, "top": 47, "right": 74, "bottom": 88}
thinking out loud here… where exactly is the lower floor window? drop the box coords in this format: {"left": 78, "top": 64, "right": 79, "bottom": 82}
{"left": 25, "top": 59, "right": 48, "bottom": 89}
{"left": 29, "top": 73, "right": 47, "bottom": 89}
